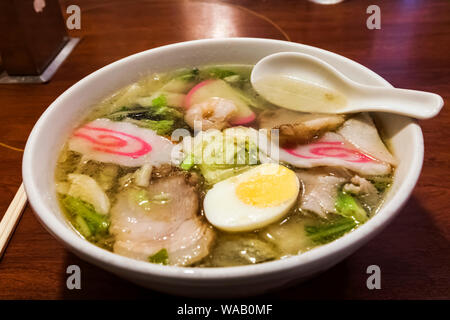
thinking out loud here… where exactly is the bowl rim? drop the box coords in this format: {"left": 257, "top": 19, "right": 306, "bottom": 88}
{"left": 22, "top": 37, "right": 424, "bottom": 281}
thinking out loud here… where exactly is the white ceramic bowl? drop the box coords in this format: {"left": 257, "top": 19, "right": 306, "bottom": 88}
{"left": 22, "top": 38, "right": 423, "bottom": 298}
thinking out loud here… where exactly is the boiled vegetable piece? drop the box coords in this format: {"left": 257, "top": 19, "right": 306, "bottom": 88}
{"left": 262, "top": 214, "right": 314, "bottom": 255}
{"left": 97, "top": 164, "right": 119, "bottom": 191}
{"left": 368, "top": 175, "right": 392, "bottom": 193}
{"left": 55, "top": 150, "right": 81, "bottom": 181}
{"left": 111, "top": 83, "right": 149, "bottom": 110}
{"left": 184, "top": 79, "right": 256, "bottom": 125}
{"left": 107, "top": 105, "right": 181, "bottom": 122}
{"left": 125, "top": 119, "right": 175, "bottom": 135}
{"left": 159, "top": 68, "right": 199, "bottom": 94}
{"left": 56, "top": 181, "right": 70, "bottom": 195}
{"left": 202, "top": 234, "right": 278, "bottom": 267}
{"left": 199, "top": 165, "right": 251, "bottom": 185}
{"left": 106, "top": 100, "right": 186, "bottom": 135}
{"left": 161, "top": 72, "right": 197, "bottom": 93}
{"left": 335, "top": 190, "right": 368, "bottom": 223}
{"left": 180, "top": 153, "right": 195, "bottom": 171}
{"left": 74, "top": 214, "right": 92, "bottom": 238}
{"left": 205, "top": 67, "right": 237, "bottom": 79}
{"left": 148, "top": 248, "right": 169, "bottom": 265}
{"left": 162, "top": 79, "right": 195, "bottom": 94}
{"left": 62, "top": 196, "right": 110, "bottom": 237}
{"left": 151, "top": 94, "right": 167, "bottom": 107}
{"left": 133, "top": 164, "right": 153, "bottom": 187}
{"left": 223, "top": 74, "right": 241, "bottom": 83}
{"left": 181, "top": 127, "right": 260, "bottom": 184}
{"left": 67, "top": 173, "right": 110, "bottom": 215}
{"left": 305, "top": 216, "right": 357, "bottom": 244}
{"left": 181, "top": 127, "right": 260, "bottom": 167}
{"left": 137, "top": 92, "right": 186, "bottom": 109}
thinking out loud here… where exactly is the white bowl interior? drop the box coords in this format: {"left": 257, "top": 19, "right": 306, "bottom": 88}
{"left": 23, "top": 38, "right": 423, "bottom": 297}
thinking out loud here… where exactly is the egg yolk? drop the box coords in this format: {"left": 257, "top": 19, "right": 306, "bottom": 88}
{"left": 235, "top": 165, "right": 298, "bottom": 208}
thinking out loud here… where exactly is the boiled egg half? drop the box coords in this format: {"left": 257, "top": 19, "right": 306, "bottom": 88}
{"left": 203, "top": 163, "right": 299, "bottom": 232}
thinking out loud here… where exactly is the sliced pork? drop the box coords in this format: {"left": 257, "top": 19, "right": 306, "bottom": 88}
{"left": 343, "top": 175, "right": 380, "bottom": 209}
{"left": 296, "top": 168, "right": 350, "bottom": 218}
{"left": 258, "top": 109, "right": 345, "bottom": 146}
{"left": 337, "top": 113, "right": 397, "bottom": 165}
{"left": 110, "top": 173, "right": 214, "bottom": 266}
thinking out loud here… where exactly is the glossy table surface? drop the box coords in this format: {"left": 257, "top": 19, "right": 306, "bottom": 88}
{"left": 0, "top": 0, "right": 449, "bottom": 299}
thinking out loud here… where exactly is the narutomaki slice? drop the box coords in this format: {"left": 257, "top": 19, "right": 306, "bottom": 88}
{"left": 68, "top": 118, "right": 176, "bottom": 167}
{"left": 276, "top": 132, "right": 392, "bottom": 176}
{"left": 337, "top": 113, "right": 398, "bottom": 166}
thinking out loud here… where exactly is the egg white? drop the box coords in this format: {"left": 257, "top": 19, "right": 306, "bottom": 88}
{"left": 203, "top": 165, "right": 299, "bottom": 232}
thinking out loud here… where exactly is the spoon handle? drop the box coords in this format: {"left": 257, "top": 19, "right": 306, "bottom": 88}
{"left": 350, "top": 85, "right": 443, "bottom": 119}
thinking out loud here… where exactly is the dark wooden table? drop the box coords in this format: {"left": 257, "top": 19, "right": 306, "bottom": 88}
{"left": 0, "top": 0, "right": 448, "bottom": 300}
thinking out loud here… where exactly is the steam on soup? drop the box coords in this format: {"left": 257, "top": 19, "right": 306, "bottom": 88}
{"left": 55, "top": 65, "right": 395, "bottom": 267}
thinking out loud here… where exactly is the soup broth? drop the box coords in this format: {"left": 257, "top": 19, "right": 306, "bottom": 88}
{"left": 55, "top": 64, "right": 394, "bottom": 267}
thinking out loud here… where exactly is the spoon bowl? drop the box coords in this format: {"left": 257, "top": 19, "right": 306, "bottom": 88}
{"left": 251, "top": 52, "right": 443, "bottom": 119}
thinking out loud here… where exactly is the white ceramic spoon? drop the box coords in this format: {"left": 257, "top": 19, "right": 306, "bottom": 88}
{"left": 251, "top": 52, "right": 443, "bottom": 119}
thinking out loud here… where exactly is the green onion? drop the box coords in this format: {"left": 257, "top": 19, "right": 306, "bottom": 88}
{"left": 305, "top": 217, "right": 357, "bottom": 244}
{"left": 335, "top": 191, "right": 368, "bottom": 223}
{"left": 180, "top": 153, "right": 195, "bottom": 171}
{"left": 151, "top": 94, "right": 168, "bottom": 107}
{"left": 62, "top": 196, "right": 110, "bottom": 237}
{"left": 148, "top": 248, "right": 169, "bottom": 265}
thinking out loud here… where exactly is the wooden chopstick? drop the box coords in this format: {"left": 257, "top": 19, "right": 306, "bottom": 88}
{"left": 0, "top": 183, "right": 27, "bottom": 259}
